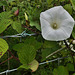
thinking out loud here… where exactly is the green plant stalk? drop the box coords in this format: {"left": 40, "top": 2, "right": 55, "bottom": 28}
{"left": 64, "top": 40, "right": 75, "bottom": 64}
{"left": 46, "top": 47, "right": 66, "bottom": 58}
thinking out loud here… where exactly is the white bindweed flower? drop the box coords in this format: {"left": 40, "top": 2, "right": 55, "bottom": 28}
{"left": 40, "top": 6, "right": 75, "bottom": 41}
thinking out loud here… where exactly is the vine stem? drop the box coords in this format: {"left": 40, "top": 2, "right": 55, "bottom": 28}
{"left": 7, "top": 50, "right": 20, "bottom": 61}
{"left": 0, "top": 50, "right": 20, "bottom": 65}
{"left": 46, "top": 47, "right": 66, "bottom": 58}
{"left": 23, "top": 25, "right": 36, "bottom": 33}
{"left": 8, "top": 51, "right": 10, "bottom": 75}
{"left": 3, "top": 0, "right": 5, "bottom": 11}
{"left": 23, "top": 25, "right": 40, "bottom": 34}
{"left": 0, "top": 56, "right": 13, "bottom": 65}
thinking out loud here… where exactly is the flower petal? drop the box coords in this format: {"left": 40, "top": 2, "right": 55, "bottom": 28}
{"left": 40, "top": 18, "right": 54, "bottom": 37}
{"left": 42, "top": 6, "right": 65, "bottom": 22}
{"left": 43, "top": 28, "right": 68, "bottom": 41}
{"left": 61, "top": 19, "right": 74, "bottom": 28}
{"left": 60, "top": 19, "right": 74, "bottom": 37}
{"left": 40, "top": 12, "right": 53, "bottom": 24}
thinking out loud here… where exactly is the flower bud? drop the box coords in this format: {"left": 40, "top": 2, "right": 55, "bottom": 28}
{"left": 25, "top": 13, "right": 28, "bottom": 20}
{"left": 14, "top": 9, "right": 19, "bottom": 16}
{"left": 71, "top": 48, "right": 75, "bottom": 52}
{"left": 72, "top": 40, "right": 75, "bottom": 44}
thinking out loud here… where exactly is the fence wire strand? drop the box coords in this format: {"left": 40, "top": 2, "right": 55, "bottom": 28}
{"left": 0, "top": 56, "right": 68, "bottom": 75}
{"left": 0, "top": 31, "right": 36, "bottom": 38}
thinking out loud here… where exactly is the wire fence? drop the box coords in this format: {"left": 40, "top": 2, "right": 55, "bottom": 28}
{"left": 0, "top": 31, "right": 36, "bottom": 38}
{"left": 0, "top": 31, "right": 72, "bottom": 74}
{"left": 0, "top": 30, "right": 36, "bottom": 75}
{"left": 0, "top": 56, "right": 68, "bottom": 75}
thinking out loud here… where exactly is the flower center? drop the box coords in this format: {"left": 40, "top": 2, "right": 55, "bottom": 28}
{"left": 52, "top": 23, "right": 57, "bottom": 29}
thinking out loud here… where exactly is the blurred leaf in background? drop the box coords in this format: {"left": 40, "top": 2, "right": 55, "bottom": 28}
{"left": 70, "top": 0, "right": 75, "bottom": 10}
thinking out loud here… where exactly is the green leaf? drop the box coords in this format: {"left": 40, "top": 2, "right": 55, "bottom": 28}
{"left": 53, "top": 66, "right": 69, "bottom": 75}
{"left": 30, "top": 21, "right": 41, "bottom": 31}
{"left": 13, "top": 44, "right": 36, "bottom": 65}
{"left": 12, "top": 21, "right": 22, "bottom": 33}
{"left": 41, "top": 48, "right": 52, "bottom": 61}
{"left": 0, "top": 19, "right": 12, "bottom": 34}
{"left": 72, "top": 31, "right": 75, "bottom": 39}
{"left": 18, "top": 59, "right": 39, "bottom": 72}
{"left": 41, "top": 45, "right": 60, "bottom": 61}
{"left": 29, "top": 60, "right": 39, "bottom": 72}
{"left": 64, "top": 4, "right": 72, "bottom": 15}
{"left": 41, "top": 40, "right": 59, "bottom": 61}
{"left": 13, "top": 37, "right": 42, "bottom": 51}
{"left": 66, "top": 63, "right": 74, "bottom": 71}
{"left": 70, "top": 0, "right": 75, "bottom": 10}
{"left": 0, "top": 12, "right": 12, "bottom": 19}
{"left": 43, "top": 40, "right": 58, "bottom": 48}
{"left": 72, "top": 26, "right": 75, "bottom": 39}
{"left": 13, "top": 43, "right": 24, "bottom": 51}
{"left": 18, "top": 64, "right": 30, "bottom": 70}
{"left": 23, "top": 37, "right": 42, "bottom": 50}
{"left": 0, "top": 38, "right": 9, "bottom": 58}
{"left": 29, "top": 8, "right": 41, "bottom": 31}
{"left": 0, "top": 12, "right": 13, "bottom": 33}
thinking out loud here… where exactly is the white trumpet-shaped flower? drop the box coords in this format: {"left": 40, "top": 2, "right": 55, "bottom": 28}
{"left": 40, "top": 6, "right": 75, "bottom": 41}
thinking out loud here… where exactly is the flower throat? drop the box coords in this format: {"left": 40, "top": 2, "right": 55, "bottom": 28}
{"left": 52, "top": 23, "right": 58, "bottom": 29}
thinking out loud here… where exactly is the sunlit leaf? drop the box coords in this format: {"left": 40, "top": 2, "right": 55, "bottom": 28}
{"left": 0, "top": 19, "right": 12, "bottom": 34}
{"left": 0, "top": 38, "right": 9, "bottom": 58}
{"left": 18, "top": 59, "right": 39, "bottom": 72}
{"left": 29, "top": 60, "right": 39, "bottom": 72}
